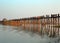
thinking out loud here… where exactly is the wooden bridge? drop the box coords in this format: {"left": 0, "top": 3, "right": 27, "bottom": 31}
{"left": 1, "top": 14, "right": 60, "bottom": 37}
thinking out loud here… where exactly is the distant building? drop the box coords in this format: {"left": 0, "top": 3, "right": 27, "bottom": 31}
{"left": 2, "top": 18, "right": 7, "bottom": 25}
{"left": 2, "top": 18, "right": 7, "bottom": 22}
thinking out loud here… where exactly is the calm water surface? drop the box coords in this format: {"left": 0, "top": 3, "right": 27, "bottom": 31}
{"left": 0, "top": 25, "right": 60, "bottom": 43}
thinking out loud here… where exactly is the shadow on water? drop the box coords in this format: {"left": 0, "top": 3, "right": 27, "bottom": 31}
{"left": 49, "top": 37, "right": 60, "bottom": 43}
{"left": 0, "top": 25, "right": 60, "bottom": 43}
{"left": 13, "top": 27, "right": 60, "bottom": 43}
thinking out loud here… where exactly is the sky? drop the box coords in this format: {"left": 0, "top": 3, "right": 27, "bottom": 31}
{"left": 0, "top": 0, "right": 60, "bottom": 20}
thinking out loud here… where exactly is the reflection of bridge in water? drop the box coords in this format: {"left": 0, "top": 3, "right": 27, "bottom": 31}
{"left": 2, "top": 14, "right": 60, "bottom": 37}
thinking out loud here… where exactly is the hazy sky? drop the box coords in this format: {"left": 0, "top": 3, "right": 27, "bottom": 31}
{"left": 0, "top": 0, "right": 60, "bottom": 20}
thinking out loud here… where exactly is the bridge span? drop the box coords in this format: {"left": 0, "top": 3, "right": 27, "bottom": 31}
{"left": 1, "top": 14, "right": 60, "bottom": 37}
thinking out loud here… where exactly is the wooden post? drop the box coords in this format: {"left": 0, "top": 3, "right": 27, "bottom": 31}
{"left": 37, "top": 18, "right": 40, "bottom": 33}
{"left": 52, "top": 17, "right": 55, "bottom": 37}
{"left": 24, "top": 20, "right": 25, "bottom": 30}
{"left": 40, "top": 19, "right": 42, "bottom": 35}
{"left": 49, "top": 15, "right": 52, "bottom": 37}
{"left": 58, "top": 14, "right": 59, "bottom": 36}
{"left": 28, "top": 18, "right": 30, "bottom": 31}
{"left": 46, "top": 15, "right": 50, "bottom": 35}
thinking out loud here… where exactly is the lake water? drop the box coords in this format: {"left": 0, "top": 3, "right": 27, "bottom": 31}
{"left": 0, "top": 25, "right": 60, "bottom": 43}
